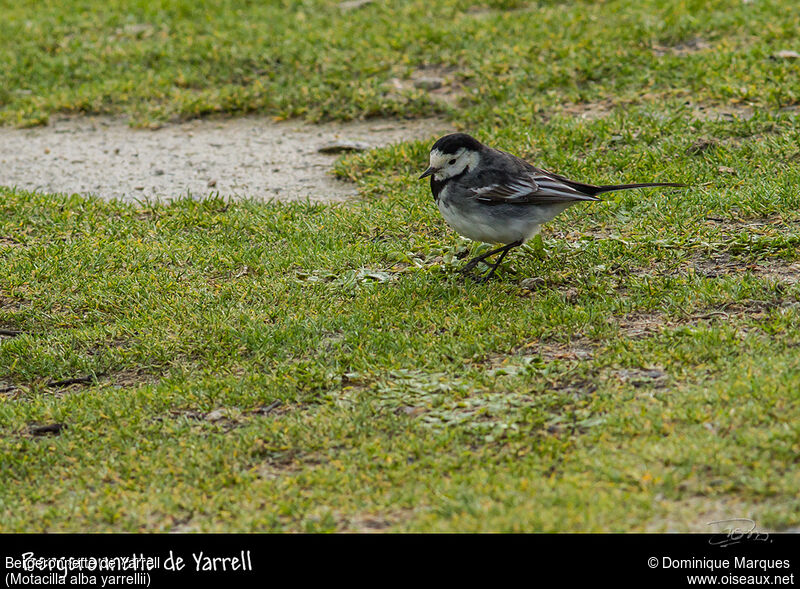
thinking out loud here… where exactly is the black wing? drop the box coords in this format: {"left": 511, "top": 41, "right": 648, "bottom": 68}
{"left": 470, "top": 170, "right": 601, "bottom": 205}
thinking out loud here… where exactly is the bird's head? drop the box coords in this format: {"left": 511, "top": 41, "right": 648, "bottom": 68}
{"left": 419, "top": 133, "right": 484, "bottom": 181}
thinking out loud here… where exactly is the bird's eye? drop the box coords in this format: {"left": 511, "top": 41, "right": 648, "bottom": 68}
{"left": 448, "top": 159, "right": 456, "bottom": 165}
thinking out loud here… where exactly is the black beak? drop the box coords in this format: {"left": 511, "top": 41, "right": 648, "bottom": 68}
{"left": 419, "top": 166, "right": 437, "bottom": 179}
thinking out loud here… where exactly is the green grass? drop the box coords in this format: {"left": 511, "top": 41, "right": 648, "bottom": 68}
{"left": 1, "top": 0, "right": 800, "bottom": 531}
{"left": 2, "top": 0, "right": 800, "bottom": 126}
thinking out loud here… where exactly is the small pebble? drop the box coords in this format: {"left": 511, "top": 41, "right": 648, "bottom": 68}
{"left": 414, "top": 77, "right": 444, "bottom": 90}
{"left": 339, "top": 0, "right": 374, "bottom": 10}
{"left": 317, "top": 140, "right": 371, "bottom": 153}
{"left": 772, "top": 50, "right": 800, "bottom": 60}
{"left": 205, "top": 409, "right": 226, "bottom": 422}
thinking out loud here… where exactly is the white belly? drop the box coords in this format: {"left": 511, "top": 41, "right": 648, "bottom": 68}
{"left": 437, "top": 198, "right": 568, "bottom": 244}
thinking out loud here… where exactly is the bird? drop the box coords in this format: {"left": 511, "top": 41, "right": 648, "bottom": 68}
{"left": 419, "top": 133, "right": 684, "bottom": 281}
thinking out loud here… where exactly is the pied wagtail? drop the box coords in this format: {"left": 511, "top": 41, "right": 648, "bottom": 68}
{"left": 420, "top": 133, "right": 684, "bottom": 281}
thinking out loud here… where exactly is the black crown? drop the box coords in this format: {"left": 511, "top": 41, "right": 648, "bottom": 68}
{"left": 431, "top": 133, "right": 484, "bottom": 154}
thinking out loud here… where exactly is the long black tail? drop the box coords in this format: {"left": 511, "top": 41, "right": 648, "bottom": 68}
{"left": 591, "top": 182, "right": 687, "bottom": 195}
{"left": 544, "top": 169, "right": 686, "bottom": 197}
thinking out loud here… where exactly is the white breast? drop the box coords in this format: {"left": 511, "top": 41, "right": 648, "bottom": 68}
{"left": 436, "top": 183, "right": 574, "bottom": 244}
{"left": 436, "top": 197, "right": 541, "bottom": 244}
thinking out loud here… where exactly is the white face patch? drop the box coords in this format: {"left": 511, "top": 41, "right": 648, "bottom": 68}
{"left": 429, "top": 148, "right": 479, "bottom": 181}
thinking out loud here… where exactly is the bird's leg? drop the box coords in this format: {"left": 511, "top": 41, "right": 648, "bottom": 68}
{"left": 459, "top": 243, "right": 512, "bottom": 275}
{"left": 478, "top": 240, "right": 521, "bottom": 282}
{"left": 459, "top": 240, "right": 523, "bottom": 279}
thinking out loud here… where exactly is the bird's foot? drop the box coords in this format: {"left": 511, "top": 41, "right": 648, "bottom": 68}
{"left": 475, "top": 270, "right": 499, "bottom": 283}
{"left": 458, "top": 256, "right": 487, "bottom": 275}
{"left": 458, "top": 240, "right": 522, "bottom": 282}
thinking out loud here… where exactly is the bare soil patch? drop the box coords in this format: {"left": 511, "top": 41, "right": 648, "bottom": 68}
{"left": 160, "top": 400, "right": 287, "bottom": 434}
{"left": 0, "top": 368, "right": 162, "bottom": 398}
{"left": 608, "top": 295, "right": 799, "bottom": 340}
{"left": 651, "top": 37, "right": 713, "bottom": 57}
{"left": 559, "top": 98, "right": 617, "bottom": 121}
{"left": 609, "top": 312, "right": 668, "bottom": 339}
{"left": 338, "top": 509, "right": 415, "bottom": 532}
{"left": 692, "top": 253, "right": 800, "bottom": 285}
{"left": 0, "top": 115, "right": 448, "bottom": 203}
{"left": 386, "top": 66, "right": 467, "bottom": 107}
{"left": 689, "top": 102, "right": 755, "bottom": 122}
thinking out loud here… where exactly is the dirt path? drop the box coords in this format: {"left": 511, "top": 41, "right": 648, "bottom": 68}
{"left": 0, "top": 116, "right": 447, "bottom": 202}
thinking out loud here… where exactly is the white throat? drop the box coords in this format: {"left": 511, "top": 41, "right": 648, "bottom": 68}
{"left": 430, "top": 149, "right": 480, "bottom": 181}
